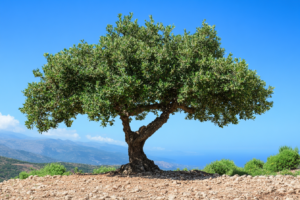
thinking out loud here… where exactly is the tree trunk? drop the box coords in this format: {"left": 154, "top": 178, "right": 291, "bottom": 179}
{"left": 116, "top": 139, "right": 161, "bottom": 175}
{"left": 114, "top": 102, "right": 178, "bottom": 175}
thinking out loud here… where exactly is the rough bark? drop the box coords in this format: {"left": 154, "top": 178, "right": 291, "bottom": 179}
{"left": 114, "top": 101, "right": 178, "bottom": 175}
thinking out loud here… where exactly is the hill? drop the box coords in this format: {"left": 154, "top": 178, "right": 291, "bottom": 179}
{"left": 0, "top": 138, "right": 130, "bottom": 166}
{"left": 0, "top": 156, "right": 121, "bottom": 183}
{"left": 0, "top": 144, "right": 61, "bottom": 163}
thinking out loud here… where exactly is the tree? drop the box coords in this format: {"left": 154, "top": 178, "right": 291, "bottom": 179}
{"left": 19, "top": 13, "right": 274, "bottom": 175}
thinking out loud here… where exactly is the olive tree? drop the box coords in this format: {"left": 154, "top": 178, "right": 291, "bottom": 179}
{"left": 19, "top": 13, "right": 274, "bottom": 174}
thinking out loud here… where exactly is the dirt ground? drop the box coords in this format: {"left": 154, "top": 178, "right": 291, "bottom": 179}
{"left": 1, "top": 169, "right": 300, "bottom": 200}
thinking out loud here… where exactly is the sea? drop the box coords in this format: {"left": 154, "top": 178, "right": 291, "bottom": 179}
{"left": 151, "top": 151, "right": 280, "bottom": 170}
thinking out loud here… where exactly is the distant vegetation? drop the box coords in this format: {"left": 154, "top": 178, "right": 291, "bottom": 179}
{"left": 1, "top": 145, "right": 300, "bottom": 182}
{"left": 0, "top": 156, "right": 120, "bottom": 183}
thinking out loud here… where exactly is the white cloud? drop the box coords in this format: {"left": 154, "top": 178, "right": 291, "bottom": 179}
{"left": 43, "top": 128, "right": 81, "bottom": 140}
{"left": 0, "top": 113, "right": 79, "bottom": 141}
{"left": 86, "top": 135, "right": 127, "bottom": 146}
{"left": 0, "top": 112, "right": 25, "bottom": 132}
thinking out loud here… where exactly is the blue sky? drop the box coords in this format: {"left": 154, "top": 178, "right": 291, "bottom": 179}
{"left": 0, "top": 0, "right": 299, "bottom": 163}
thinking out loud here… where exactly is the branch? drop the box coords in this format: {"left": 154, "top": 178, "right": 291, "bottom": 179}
{"left": 119, "top": 114, "right": 132, "bottom": 135}
{"left": 135, "top": 101, "right": 178, "bottom": 143}
{"left": 128, "top": 103, "right": 163, "bottom": 116}
{"left": 178, "top": 104, "right": 195, "bottom": 114}
{"left": 114, "top": 103, "right": 132, "bottom": 133}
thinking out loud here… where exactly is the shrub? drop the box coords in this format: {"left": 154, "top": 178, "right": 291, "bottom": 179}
{"left": 182, "top": 167, "right": 189, "bottom": 171}
{"left": 202, "top": 159, "right": 247, "bottom": 176}
{"left": 18, "top": 171, "right": 30, "bottom": 179}
{"left": 278, "top": 169, "right": 297, "bottom": 176}
{"left": 245, "top": 167, "right": 277, "bottom": 177}
{"left": 39, "top": 163, "right": 69, "bottom": 176}
{"left": 279, "top": 145, "right": 299, "bottom": 154}
{"left": 263, "top": 149, "right": 300, "bottom": 172}
{"left": 73, "top": 167, "right": 83, "bottom": 174}
{"left": 244, "top": 158, "right": 265, "bottom": 173}
{"left": 14, "top": 163, "right": 71, "bottom": 180}
{"left": 228, "top": 166, "right": 249, "bottom": 176}
{"left": 93, "top": 166, "right": 116, "bottom": 174}
{"left": 173, "top": 167, "right": 189, "bottom": 171}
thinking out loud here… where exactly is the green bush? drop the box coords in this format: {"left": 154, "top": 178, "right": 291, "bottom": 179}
{"left": 173, "top": 167, "right": 189, "bottom": 171}
{"left": 14, "top": 163, "right": 71, "bottom": 180}
{"left": 93, "top": 166, "right": 117, "bottom": 174}
{"left": 245, "top": 168, "right": 277, "bottom": 177}
{"left": 228, "top": 166, "right": 249, "bottom": 176}
{"left": 278, "top": 168, "right": 297, "bottom": 176}
{"left": 279, "top": 145, "right": 299, "bottom": 154}
{"left": 263, "top": 149, "right": 300, "bottom": 172}
{"left": 18, "top": 171, "right": 30, "bottom": 179}
{"left": 202, "top": 159, "right": 248, "bottom": 176}
{"left": 38, "top": 163, "right": 69, "bottom": 176}
{"left": 73, "top": 167, "right": 83, "bottom": 174}
{"left": 244, "top": 158, "right": 265, "bottom": 173}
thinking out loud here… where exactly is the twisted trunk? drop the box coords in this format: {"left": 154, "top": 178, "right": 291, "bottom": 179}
{"left": 115, "top": 102, "right": 178, "bottom": 175}
{"left": 116, "top": 138, "right": 161, "bottom": 175}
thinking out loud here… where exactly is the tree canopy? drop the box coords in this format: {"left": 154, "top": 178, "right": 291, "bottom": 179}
{"left": 19, "top": 12, "right": 274, "bottom": 134}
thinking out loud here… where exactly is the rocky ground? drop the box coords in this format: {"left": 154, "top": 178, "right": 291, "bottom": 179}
{"left": 1, "top": 169, "right": 300, "bottom": 200}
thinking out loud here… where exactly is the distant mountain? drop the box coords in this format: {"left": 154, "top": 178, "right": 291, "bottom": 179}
{"left": 0, "top": 131, "right": 198, "bottom": 171}
{"left": 72, "top": 140, "right": 178, "bottom": 163}
{"left": 73, "top": 141, "right": 128, "bottom": 155}
{"left": 0, "top": 144, "right": 61, "bottom": 163}
{"left": 0, "top": 138, "right": 129, "bottom": 166}
{"left": 0, "top": 131, "right": 36, "bottom": 140}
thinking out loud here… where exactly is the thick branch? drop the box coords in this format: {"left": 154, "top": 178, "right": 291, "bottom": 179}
{"left": 115, "top": 104, "right": 132, "bottom": 143}
{"left": 134, "top": 101, "right": 178, "bottom": 143}
{"left": 119, "top": 114, "right": 133, "bottom": 144}
{"left": 120, "top": 115, "right": 131, "bottom": 133}
{"left": 117, "top": 101, "right": 196, "bottom": 145}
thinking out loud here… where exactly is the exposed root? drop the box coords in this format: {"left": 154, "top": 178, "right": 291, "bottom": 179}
{"left": 113, "top": 158, "right": 162, "bottom": 175}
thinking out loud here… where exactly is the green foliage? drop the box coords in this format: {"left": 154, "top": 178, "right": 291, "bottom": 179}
{"left": 19, "top": 12, "right": 274, "bottom": 134}
{"left": 0, "top": 156, "right": 124, "bottom": 183}
{"left": 18, "top": 171, "right": 30, "bottom": 179}
{"left": 277, "top": 169, "right": 297, "bottom": 176}
{"left": 243, "top": 158, "right": 265, "bottom": 173}
{"left": 39, "top": 163, "right": 69, "bottom": 176}
{"left": 0, "top": 156, "right": 48, "bottom": 182}
{"left": 278, "top": 145, "right": 299, "bottom": 154}
{"left": 244, "top": 168, "right": 277, "bottom": 177}
{"left": 73, "top": 167, "right": 83, "bottom": 174}
{"left": 173, "top": 147, "right": 300, "bottom": 177}
{"left": 201, "top": 159, "right": 247, "bottom": 176}
{"left": 93, "top": 166, "right": 117, "bottom": 174}
{"left": 14, "top": 163, "right": 72, "bottom": 180}
{"left": 7, "top": 163, "right": 121, "bottom": 181}
{"left": 263, "top": 149, "right": 300, "bottom": 172}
